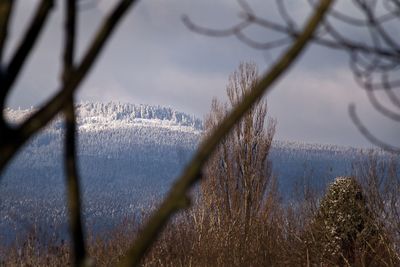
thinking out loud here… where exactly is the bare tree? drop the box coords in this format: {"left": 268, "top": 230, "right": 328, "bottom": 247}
{"left": 352, "top": 154, "right": 400, "bottom": 264}
{"left": 183, "top": 0, "right": 400, "bottom": 152}
{"left": 121, "top": 1, "right": 334, "bottom": 265}
{"left": 201, "top": 62, "right": 277, "bottom": 235}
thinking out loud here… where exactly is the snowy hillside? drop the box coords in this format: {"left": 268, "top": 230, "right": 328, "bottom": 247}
{"left": 0, "top": 102, "right": 389, "bottom": 243}
{"left": 6, "top": 102, "right": 202, "bottom": 132}
{"left": 2, "top": 102, "right": 203, "bottom": 241}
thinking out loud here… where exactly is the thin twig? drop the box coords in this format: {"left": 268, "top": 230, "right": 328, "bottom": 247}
{"left": 366, "top": 89, "right": 400, "bottom": 121}
{"left": 1, "top": 0, "right": 53, "bottom": 100}
{"left": 383, "top": 73, "right": 400, "bottom": 109}
{"left": 349, "top": 103, "right": 400, "bottom": 153}
{"left": 0, "top": 0, "right": 14, "bottom": 64}
{"left": 184, "top": 1, "right": 400, "bottom": 60}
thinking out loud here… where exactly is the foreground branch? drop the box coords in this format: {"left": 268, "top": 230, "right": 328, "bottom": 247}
{"left": 1, "top": 0, "right": 54, "bottom": 107}
{"left": 64, "top": 98, "right": 88, "bottom": 266}
{"left": 349, "top": 104, "right": 400, "bottom": 153}
{"left": 0, "top": 0, "right": 137, "bottom": 174}
{"left": 63, "top": 1, "right": 87, "bottom": 266}
{"left": 119, "top": 0, "right": 335, "bottom": 265}
{"left": 0, "top": 0, "right": 14, "bottom": 64}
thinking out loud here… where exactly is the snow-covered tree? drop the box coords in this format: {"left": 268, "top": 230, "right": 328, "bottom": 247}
{"left": 309, "top": 177, "right": 385, "bottom": 266}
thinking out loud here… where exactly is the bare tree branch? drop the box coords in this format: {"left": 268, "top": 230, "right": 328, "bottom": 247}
{"left": 236, "top": 0, "right": 255, "bottom": 15}
{"left": 184, "top": 5, "right": 400, "bottom": 60}
{"left": 63, "top": 1, "right": 87, "bottom": 266}
{"left": 349, "top": 103, "right": 400, "bottom": 153}
{"left": 64, "top": 0, "right": 76, "bottom": 75}
{"left": 0, "top": 0, "right": 54, "bottom": 108}
{"left": 383, "top": 74, "right": 400, "bottom": 109}
{"left": 0, "top": 0, "right": 14, "bottom": 64}
{"left": 366, "top": 89, "right": 400, "bottom": 121}
{"left": 119, "top": 0, "right": 335, "bottom": 265}
{"left": 0, "top": 0, "right": 138, "bottom": 174}
{"left": 276, "top": 0, "right": 298, "bottom": 30}
{"left": 199, "top": 0, "right": 400, "bottom": 152}
{"left": 64, "top": 98, "right": 88, "bottom": 267}
{"left": 182, "top": 15, "right": 251, "bottom": 37}
{"left": 234, "top": 31, "right": 292, "bottom": 51}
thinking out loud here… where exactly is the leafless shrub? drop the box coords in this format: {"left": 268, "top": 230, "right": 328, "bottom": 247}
{"left": 1, "top": 155, "right": 398, "bottom": 266}
{"left": 353, "top": 153, "right": 400, "bottom": 265}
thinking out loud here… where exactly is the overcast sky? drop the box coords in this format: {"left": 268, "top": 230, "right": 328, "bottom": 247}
{"left": 4, "top": 0, "right": 400, "bottom": 148}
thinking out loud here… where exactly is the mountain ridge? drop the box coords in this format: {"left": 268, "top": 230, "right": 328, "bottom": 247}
{"left": 4, "top": 101, "right": 383, "bottom": 154}
{"left": 5, "top": 101, "right": 203, "bottom": 133}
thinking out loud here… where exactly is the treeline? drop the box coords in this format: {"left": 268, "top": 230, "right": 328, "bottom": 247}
{"left": 1, "top": 154, "right": 398, "bottom": 266}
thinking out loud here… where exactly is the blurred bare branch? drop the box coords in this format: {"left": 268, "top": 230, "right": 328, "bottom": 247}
{"left": 349, "top": 104, "right": 400, "bottom": 152}
{"left": 184, "top": 0, "right": 400, "bottom": 151}
{"left": 120, "top": 0, "right": 334, "bottom": 265}
{"left": 0, "top": 0, "right": 137, "bottom": 174}
{"left": 64, "top": 99, "right": 88, "bottom": 266}
{"left": 0, "top": 0, "right": 53, "bottom": 110}
{"left": 0, "top": 0, "right": 137, "bottom": 262}
{"left": 0, "top": 0, "right": 14, "bottom": 64}
{"left": 63, "top": 1, "right": 88, "bottom": 266}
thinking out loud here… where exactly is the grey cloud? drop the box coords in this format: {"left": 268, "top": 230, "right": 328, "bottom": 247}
{"left": 4, "top": 0, "right": 400, "bottom": 148}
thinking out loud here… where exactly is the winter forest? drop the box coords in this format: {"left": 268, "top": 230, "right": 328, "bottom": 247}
{"left": 0, "top": 0, "right": 400, "bottom": 266}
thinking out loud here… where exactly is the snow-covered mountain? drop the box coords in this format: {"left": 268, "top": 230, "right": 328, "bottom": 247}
{"left": 0, "top": 102, "right": 388, "bottom": 243}
{"left": 2, "top": 102, "right": 203, "bottom": 241}
{"left": 6, "top": 102, "right": 202, "bottom": 132}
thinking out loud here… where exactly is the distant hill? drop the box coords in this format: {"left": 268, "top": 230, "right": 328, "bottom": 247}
{"left": 0, "top": 102, "right": 387, "bottom": 242}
